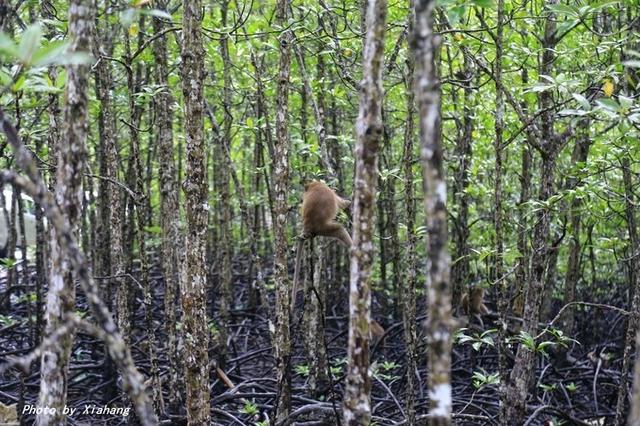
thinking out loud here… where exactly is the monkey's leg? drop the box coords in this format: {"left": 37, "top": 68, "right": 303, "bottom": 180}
{"left": 323, "top": 221, "right": 352, "bottom": 247}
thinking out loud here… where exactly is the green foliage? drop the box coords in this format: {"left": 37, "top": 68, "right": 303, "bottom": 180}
{"left": 456, "top": 328, "right": 496, "bottom": 352}
{"left": 0, "top": 24, "right": 92, "bottom": 68}
{"left": 472, "top": 370, "right": 499, "bottom": 389}
{"left": 241, "top": 401, "right": 259, "bottom": 416}
{"left": 294, "top": 364, "right": 310, "bottom": 377}
{"left": 0, "top": 257, "right": 17, "bottom": 269}
{"left": 0, "top": 314, "right": 16, "bottom": 326}
{"left": 511, "top": 328, "right": 578, "bottom": 357}
{"left": 372, "top": 360, "right": 401, "bottom": 381}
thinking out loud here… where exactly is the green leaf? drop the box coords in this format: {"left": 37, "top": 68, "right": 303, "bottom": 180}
{"left": 144, "top": 225, "right": 162, "bottom": 234}
{"left": 595, "top": 98, "right": 620, "bottom": 112}
{"left": 12, "top": 74, "right": 25, "bottom": 91}
{"left": 558, "top": 109, "right": 590, "bottom": 116}
{"left": 470, "top": 0, "right": 494, "bottom": 8}
{"left": 0, "top": 33, "right": 18, "bottom": 58}
{"left": 141, "top": 9, "right": 172, "bottom": 20}
{"left": 18, "top": 24, "right": 43, "bottom": 64}
{"left": 556, "top": 19, "right": 580, "bottom": 38}
{"left": 448, "top": 5, "right": 466, "bottom": 25}
{"left": 572, "top": 93, "right": 591, "bottom": 110}
{"left": 622, "top": 60, "right": 640, "bottom": 68}
{"left": 31, "top": 40, "right": 69, "bottom": 67}
{"left": 547, "top": 3, "right": 578, "bottom": 17}
{"left": 590, "top": 0, "right": 619, "bottom": 11}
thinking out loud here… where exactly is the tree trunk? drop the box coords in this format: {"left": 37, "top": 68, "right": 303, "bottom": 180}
{"left": 614, "top": 157, "right": 640, "bottom": 426}
{"left": 343, "top": 0, "right": 387, "bottom": 423}
{"left": 401, "top": 27, "right": 418, "bottom": 423}
{"left": 493, "top": 2, "right": 510, "bottom": 423}
{"left": 450, "top": 50, "right": 474, "bottom": 309}
{"left": 502, "top": 2, "right": 562, "bottom": 422}
{"left": 151, "top": 1, "right": 182, "bottom": 411}
{"left": 217, "top": 0, "right": 234, "bottom": 369}
{"left": 303, "top": 239, "right": 329, "bottom": 396}
{"left": 560, "top": 128, "right": 591, "bottom": 332}
{"left": 36, "top": 2, "right": 93, "bottom": 423}
{"left": 630, "top": 330, "right": 640, "bottom": 424}
{"left": 181, "top": 1, "right": 211, "bottom": 423}
{"left": 273, "top": 0, "right": 293, "bottom": 422}
{"left": 412, "top": 0, "right": 452, "bottom": 424}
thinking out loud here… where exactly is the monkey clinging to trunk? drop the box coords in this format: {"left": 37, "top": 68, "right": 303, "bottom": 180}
{"left": 301, "top": 180, "right": 352, "bottom": 246}
{"left": 291, "top": 181, "right": 352, "bottom": 311}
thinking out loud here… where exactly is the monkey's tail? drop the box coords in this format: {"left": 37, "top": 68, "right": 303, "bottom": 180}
{"left": 290, "top": 237, "right": 306, "bottom": 314}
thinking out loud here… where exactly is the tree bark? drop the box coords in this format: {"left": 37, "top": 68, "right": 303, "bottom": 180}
{"left": 614, "top": 157, "right": 640, "bottom": 426}
{"left": 401, "top": 22, "right": 418, "bottom": 423}
{"left": 273, "top": 0, "right": 293, "bottom": 422}
{"left": 630, "top": 330, "right": 640, "bottom": 424}
{"left": 303, "top": 239, "right": 329, "bottom": 396}
{"left": 450, "top": 49, "right": 474, "bottom": 310}
{"left": 181, "top": 1, "right": 211, "bottom": 423}
{"left": 151, "top": 0, "right": 182, "bottom": 411}
{"left": 502, "top": 2, "right": 564, "bottom": 423}
{"left": 217, "top": 0, "right": 234, "bottom": 369}
{"left": 561, "top": 131, "right": 591, "bottom": 333}
{"left": 412, "top": 0, "right": 452, "bottom": 424}
{"left": 36, "top": 2, "right": 93, "bottom": 423}
{"left": 0, "top": 127, "right": 157, "bottom": 425}
{"left": 343, "top": 0, "right": 387, "bottom": 424}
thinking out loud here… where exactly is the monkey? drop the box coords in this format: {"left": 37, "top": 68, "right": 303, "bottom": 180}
{"left": 370, "top": 319, "right": 386, "bottom": 342}
{"left": 460, "top": 287, "right": 489, "bottom": 326}
{"left": 291, "top": 181, "right": 352, "bottom": 312}
{"left": 301, "top": 181, "right": 352, "bottom": 246}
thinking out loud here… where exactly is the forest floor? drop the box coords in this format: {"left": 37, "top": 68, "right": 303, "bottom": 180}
{"left": 0, "top": 256, "right": 630, "bottom": 425}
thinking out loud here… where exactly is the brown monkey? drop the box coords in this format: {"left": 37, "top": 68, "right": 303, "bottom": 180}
{"left": 461, "top": 287, "right": 489, "bottom": 316}
{"left": 370, "top": 319, "right": 386, "bottom": 342}
{"left": 291, "top": 181, "right": 352, "bottom": 312}
{"left": 301, "top": 180, "right": 352, "bottom": 246}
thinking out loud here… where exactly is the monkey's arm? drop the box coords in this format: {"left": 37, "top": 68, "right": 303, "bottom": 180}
{"left": 338, "top": 197, "right": 351, "bottom": 210}
{"left": 324, "top": 222, "right": 352, "bottom": 247}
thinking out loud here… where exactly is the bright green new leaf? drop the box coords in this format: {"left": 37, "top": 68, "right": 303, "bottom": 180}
{"left": 18, "top": 24, "right": 43, "bottom": 65}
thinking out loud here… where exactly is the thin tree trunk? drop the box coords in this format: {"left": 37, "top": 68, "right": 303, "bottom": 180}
{"left": 450, "top": 49, "right": 473, "bottom": 309}
{"left": 630, "top": 330, "right": 640, "bottom": 424}
{"left": 561, "top": 130, "right": 590, "bottom": 333}
{"left": 36, "top": 3, "right": 93, "bottom": 423}
{"left": 292, "top": 41, "right": 337, "bottom": 183}
{"left": 0, "top": 184, "right": 16, "bottom": 312}
{"left": 94, "top": 17, "right": 128, "bottom": 405}
{"left": 217, "top": 0, "right": 234, "bottom": 368}
{"left": 614, "top": 157, "right": 640, "bottom": 426}
{"left": 303, "top": 239, "right": 329, "bottom": 396}
{"left": 503, "top": 2, "right": 564, "bottom": 422}
{"left": 401, "top": 22, "right": 418, "bottom": 422}
{"left": 34, "top": 137, "right": 46, "bottom": 344}
{"left": 151, "top": 2, "right": 182, "bottom": 412}
{"left": 343, "top": 0, "right": 387, "bottom": 423}
{"left": 412, "top": 0, "right": 452, "bottom": 424}
{"left": 493, "top": 2, "right": 510, "bottom": 424}
{"left": 181, "top": 1, "right": 211, "bottom": 423}
{"left": 273, "top": 0, "right": 293, "bottom": 421}
{"left": 514, "top": 68, "right": 532, "bottom": 318}
{"left": 16, "top": 189, "right": 31, "bottom": 344}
